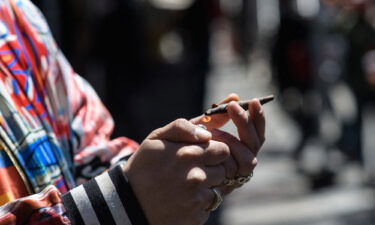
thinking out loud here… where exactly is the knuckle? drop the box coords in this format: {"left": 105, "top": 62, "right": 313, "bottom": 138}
{"left": 206, "top": 144, "right": 230, "bottom": 165}
{"left": 177, "top": 145, "right": 203, "bottom": 160}
{"left": 216, "top": 142, "right": 230, "bottom": 159}
{"left": 186, "top": 167, "right": 206, "bottom": 186}
{"left": 173, "top": 118, "right": 189, "bottom": 131}
{"left": 148, "top": 128, "right": 162, "bottom": 139}
{"left": 140, "top": 139, "right": 162, "bottom": 151}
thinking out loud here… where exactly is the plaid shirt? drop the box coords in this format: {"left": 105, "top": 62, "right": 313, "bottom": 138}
{"left": 0, "top": 0, "right": 141, "bottom": 224}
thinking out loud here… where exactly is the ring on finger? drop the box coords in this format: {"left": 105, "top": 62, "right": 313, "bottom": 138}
{"left": 197, "top": 124, "right": 208, "bottom": 130}
{"left": 235, "top": 172, "right": 253, "bottom": 185}
{"left": 223, "top": 178, "right": 235, "bottom": 186}
{"left": 207, "top": 188, "right": 223, "bottom": 211}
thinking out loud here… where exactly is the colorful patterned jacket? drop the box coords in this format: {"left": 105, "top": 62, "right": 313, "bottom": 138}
{"left": 0, "top": 0, "right": 148, "bottom": 224}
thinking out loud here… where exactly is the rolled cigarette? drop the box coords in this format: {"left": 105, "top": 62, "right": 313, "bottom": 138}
{"left": 204, "top": 95, "right": 274, "bottom": 116}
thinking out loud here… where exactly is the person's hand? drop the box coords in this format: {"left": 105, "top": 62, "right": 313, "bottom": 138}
{"left": 191, "top": 93, "right": 266, "bottom": 195}
{"left": 123, "top": 119, "right": 230, "bottom": 225}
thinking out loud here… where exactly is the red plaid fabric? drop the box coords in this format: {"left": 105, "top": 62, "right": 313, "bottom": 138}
{"left": 0, "top": 0, "right": 139, "bottom": 224}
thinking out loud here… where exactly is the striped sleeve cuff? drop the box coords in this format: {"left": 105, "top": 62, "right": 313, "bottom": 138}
{"left": 61, "top": 165, "right": 149, "bottom": 225}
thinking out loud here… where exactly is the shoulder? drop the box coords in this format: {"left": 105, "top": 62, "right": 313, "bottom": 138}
{"left": 12, "top": 0, "right": 51, "bottom": 34}
{"left": 11, "top": 0, "right": 58, "bottom": 54}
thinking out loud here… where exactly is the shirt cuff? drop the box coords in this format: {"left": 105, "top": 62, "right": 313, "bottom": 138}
{"left": 61, "top": 165, "right": 149, "bottom": 225}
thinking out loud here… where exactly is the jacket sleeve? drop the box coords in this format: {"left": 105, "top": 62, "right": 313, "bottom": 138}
{"left": 0, "top": 165, "right": 149, "bottom": 225}
{"left": 66, "top": 69, "right": 139, "bottom": 177}
{"left": 58, "top": 72, "right": 148, "bottom": 224}
{"left": 61, "top": 164, "right": 149, "bottom": 225}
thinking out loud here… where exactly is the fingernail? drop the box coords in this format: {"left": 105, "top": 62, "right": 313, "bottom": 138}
{"left": 259, "top": 107, "right": 264, "bottom": 114}
{"left": 194, "top": 127, "right": 211, "bottom": 140}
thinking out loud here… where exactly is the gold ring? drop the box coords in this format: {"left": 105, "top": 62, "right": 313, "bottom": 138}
{"left": 223, "top": 178, "right": 235, "bottom": 186}
{"left": 207, "top": 188, "right": 223, "bottom": 211}
{"left": 235, "top": 172, "right": 253, "bottom": 185}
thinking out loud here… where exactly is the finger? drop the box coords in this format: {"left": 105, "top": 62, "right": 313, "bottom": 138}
{"left": 212, "top": 129, "right": 257, "bottom": 176}
{"left": 227, "top": 100, "right": 262, "bottom": 155}
{"left": 148, "top": 118, "right": 211, "bottom": 143}
{"left": 222, "top": 156, "right": 238, "bottom": 179}
{"left": 203, "top": 165, "right": 226, "bottom": 187}
{"left": 249, "top": 99, "right": 266, "bottom": 145}
{"left": 202, "top": 140, "right": 230, "bottom": 166}
{"left": 185, "top": 172, "right": 219, "bottom": 211}
{"left": 190, "top": 93, "right": 240, "bottom": 130}
{"left": 186, "top": 184, "right": 213, "bottom": 212}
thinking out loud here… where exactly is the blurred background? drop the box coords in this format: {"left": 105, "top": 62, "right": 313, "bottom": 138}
{"left": 31, "top": 0, "right": 375, "bottom": 224}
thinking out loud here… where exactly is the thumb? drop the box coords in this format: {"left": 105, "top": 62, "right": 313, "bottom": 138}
{"left": 148, "top": 119, "right": 212, "bottom": 143}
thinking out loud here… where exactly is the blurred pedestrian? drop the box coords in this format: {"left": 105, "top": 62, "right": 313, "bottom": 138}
{"left": 272, "top": 0, "right": 319, "bottom": 165}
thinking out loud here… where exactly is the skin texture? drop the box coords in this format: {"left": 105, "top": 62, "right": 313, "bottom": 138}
{"left": 124, "top": 93, "right": 266, "bottom": 225}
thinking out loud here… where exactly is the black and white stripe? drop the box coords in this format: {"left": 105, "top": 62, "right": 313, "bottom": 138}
{"left": 62, "top": 165, "right": 149, "bottom": 225}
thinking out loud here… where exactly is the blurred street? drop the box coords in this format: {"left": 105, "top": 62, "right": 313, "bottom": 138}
{"left": 205, "top": 43, "right": 375, "bottom": 225}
